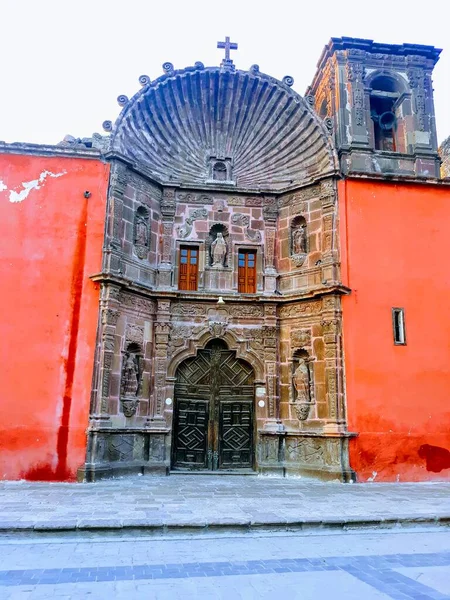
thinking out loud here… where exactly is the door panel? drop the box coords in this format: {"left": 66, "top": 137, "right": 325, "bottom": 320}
{"left": 173, "top": 400, "right": 208, "bottom": 468}
{"left": 173, "top": 345, "right": 254, "bottom": 471}
{"left": 178, "top": 246, "right": 199, "bottom": 291}
{"left": 219, "top": 401, "right": 253, "bottom": 469}
{"left": 238, "top": 251, "right": 256, "bottom": 293}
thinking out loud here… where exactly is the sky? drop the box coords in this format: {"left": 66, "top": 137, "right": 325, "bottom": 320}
{"left": 1, "top": 0, "right": 449, "bottom": 145}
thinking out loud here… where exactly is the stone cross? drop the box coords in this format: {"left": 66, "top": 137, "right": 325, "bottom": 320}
{"left": 217, "top": 36, "right": 238, "bottom": 69}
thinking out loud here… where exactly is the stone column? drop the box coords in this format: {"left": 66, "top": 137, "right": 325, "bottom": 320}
{"left": 152, "top": 299, "right": 171, "bottom": 420}
{"left": 345, "top": 50, "right": 370, "bottom": 149}
{"left": 321, "top": 295, "right": 345, "bottom": 433}
{"left": 103, "top": 161, "right": 128, "bottom": 275}
{"left": 157, "top": 187, "right": 176, "bottom": 288}
{"left": 263, "top": 195, "right": 278, "bottom": 293}
{"left": 320, "top": 180, "right": 338, "bottom": 284}
{"left": 90, "top": 283, "right": 121, "bottom": 426}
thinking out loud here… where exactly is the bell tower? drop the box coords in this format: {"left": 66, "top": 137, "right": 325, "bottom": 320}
{"left": 307, "top": 37, "right": 442, "bottom": 178}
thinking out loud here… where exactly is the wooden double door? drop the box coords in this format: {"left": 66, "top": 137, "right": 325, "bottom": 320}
{"left": 172, "top": 341, "right": 255, "bottom": 471}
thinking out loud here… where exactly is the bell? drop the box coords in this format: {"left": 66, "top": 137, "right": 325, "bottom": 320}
{"left": 217, "top": 296, "right": 225, "bottom": 304}
{"left": 379, "top": 111, "right": 397, "bottom": 131}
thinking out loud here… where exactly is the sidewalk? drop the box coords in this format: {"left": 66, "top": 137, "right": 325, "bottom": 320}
{"left": 1, "top": 475, "right": 450, "bottom": 534}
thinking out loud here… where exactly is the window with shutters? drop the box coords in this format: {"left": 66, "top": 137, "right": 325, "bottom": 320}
{"left": 238, "top": 250, "right": 256, "bottom": 293}
{"left": 178, "top": 246, "right": 199, "bottom": 291}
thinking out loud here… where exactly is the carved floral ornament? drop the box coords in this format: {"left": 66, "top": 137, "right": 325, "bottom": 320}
{"left": 177, "top": 207, "right": 208, "bottom": 239}
{"left": 279, "top": 302, "right": 322, "bottom": 318}
{"left": 208, "top": 320, "right": 228, "bottom": 338}
{"left": 290, "top": 329, "right": 311, "bottom": 348}
{"left": 118, "top": 292, "right": 156, "bottom": 315}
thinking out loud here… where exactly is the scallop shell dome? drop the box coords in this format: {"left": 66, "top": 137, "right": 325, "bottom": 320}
{"left": 111, "top": 64, "right": 337, "bottom": 192}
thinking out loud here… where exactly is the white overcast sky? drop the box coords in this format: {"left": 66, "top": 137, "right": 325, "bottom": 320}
{"left": 1, "top": 0, "right": 449, "bottom": 145}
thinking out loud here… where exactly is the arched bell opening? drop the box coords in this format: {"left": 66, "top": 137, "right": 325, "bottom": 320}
{"left": 171, "top": 339, "right": 255, "bottom": 472}
{"left": 368, "top": 72, "right": 408, "bottom": 153}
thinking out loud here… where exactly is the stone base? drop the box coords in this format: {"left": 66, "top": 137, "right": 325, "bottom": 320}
{"left": 283, "top": 464, "right": 355, "bottom": 482}
{"left": 78, "top": 461, "right": 169, "bottom": 482}
{"left": 80, "top": 427, "right": 356, "bottom": 483}
{"left": 258, "top": 465, "right": 286, "bottom": 477}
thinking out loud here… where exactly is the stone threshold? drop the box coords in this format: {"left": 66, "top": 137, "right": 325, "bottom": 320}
{"left": 1, "top": 515, "right": 449, "bottom": 538}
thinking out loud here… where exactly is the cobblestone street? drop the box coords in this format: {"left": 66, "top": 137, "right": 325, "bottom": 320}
{"left": 0, "top": 528, "right": 449, "bottom": 599}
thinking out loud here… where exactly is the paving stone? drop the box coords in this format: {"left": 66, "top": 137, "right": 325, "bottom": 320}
{"left": 1, "top": 476, "right": 450, "bottom": 534}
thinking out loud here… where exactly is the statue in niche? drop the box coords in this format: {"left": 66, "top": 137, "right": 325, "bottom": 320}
{"left": 292, "top": 224, "right": 307, "bottom": 255}
{"left": 134, "top": 209, "right": 149, "bottom": 259}
{"left": 293, "top": 358, "right": 310, "bottom": 403}
{"left": 135, "top": 215, "right": 148, "bottom": 247}
{"left": 292, "top": 358, "right": 313, "bottom": 421}
{"left": 121, "top": 353, "right": 140, "bottom": 397}
{"left": 211, "top": 232, "right": 227, "bottom": 267}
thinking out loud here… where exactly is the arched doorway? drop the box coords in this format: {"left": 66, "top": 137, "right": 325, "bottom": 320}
{"left": 172, "top": 339, "right": 255, "bottom": 471}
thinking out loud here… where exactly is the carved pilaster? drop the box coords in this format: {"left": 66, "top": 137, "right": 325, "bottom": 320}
{"left": 406, "top": 64, "right": 434, "bottom": 152}
{"left": 262, "top": 195, "right": 278, "bottom": 292}
{"left": 153, "top": 299, "right": 171, "bottom": 417}
{"left": 320, "top": 295, "right": 345, "bottom": 428}
{"left": 262, "top": 195, "right": 278, "bottom": 224}
{"left": 104, "top": 162, "right": 129, "bottom": 274}
{"left": 266, "top": 361, "right": 277, "bottom": 418}
{"left": 96, "top": 283, "right": 121, "bottom": 417}
{"left": 345, "top": 50, "right": 369, "bottom": 147}
{"left": 158, "top": 188, "right": 176, "bottom": 287}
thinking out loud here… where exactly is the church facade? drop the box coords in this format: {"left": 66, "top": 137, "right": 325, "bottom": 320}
{"left": 1, "top": 37, "right": 450, "bottom": 482}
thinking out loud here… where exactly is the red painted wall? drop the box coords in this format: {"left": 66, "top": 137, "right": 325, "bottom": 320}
{"left": 0, "top": 153, "right": 109, "bottom": 481}
{"left": 339, "top": 179, "right": 450, "bottom": 482}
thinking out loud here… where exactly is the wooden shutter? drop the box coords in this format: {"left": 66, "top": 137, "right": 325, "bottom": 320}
{"left": 238, "top": 251, "right": 256, "bottom": 293}
{"left": 179, "top": 246, "right": 199, "bottom": 291}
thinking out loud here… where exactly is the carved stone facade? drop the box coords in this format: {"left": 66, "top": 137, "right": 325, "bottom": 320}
{"left": 81, "top": 162, "right": 353, "bottom": 481}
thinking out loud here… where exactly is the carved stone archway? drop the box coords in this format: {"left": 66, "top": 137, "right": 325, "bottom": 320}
{"left": 171, "top": 338, "right": 256, "bottom": 471}
{"left": 167, "top": 328, "right": 266, "bottom": 383}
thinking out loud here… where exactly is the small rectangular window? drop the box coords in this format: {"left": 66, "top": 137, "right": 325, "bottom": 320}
{"left": 178, "top": 246, "right": 199, "bottom": 291}
{"left": 392, "top": 308, "right": 406, "bottom": 345}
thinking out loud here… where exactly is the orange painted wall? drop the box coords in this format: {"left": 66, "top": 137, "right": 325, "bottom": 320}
{"left": 0, "top": 153, "right": 109, "bottom": 481}
{"left": 339, "top": 179, "right": 450, "bottom": 482}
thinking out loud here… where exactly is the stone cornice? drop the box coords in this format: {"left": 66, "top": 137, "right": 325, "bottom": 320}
{"left": 90, "top": 271, "right": 350, "bottom": 302}
{"left": 0, "top": 141, "right": 103, "bottom": 161}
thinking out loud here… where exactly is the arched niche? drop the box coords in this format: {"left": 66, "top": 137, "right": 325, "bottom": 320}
{"left": 120, "top": 342, "right": 144, "bottom": 417}
{"left": 291, "top": 349, "right": 315, "bottom": 421}
{"left": 290, "top": 215, "right": 308, "bottom": 267}
{"left": 134, "top": 206, "right": 150, "bottom": 259}
{"left": 208, "top": 223, "right": 229, "bottom": 268}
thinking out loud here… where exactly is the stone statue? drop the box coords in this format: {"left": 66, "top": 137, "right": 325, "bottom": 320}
{"left": 211, "top": 232, "right": 227, "bottom": 267}
{"left": 292, "top": 358, "right": 312, "bottom": 420}
{"left": 292, "top": 225, "right": 306, "bottom": 255}
{"left": 293, "top": 359, "right": 310, "bottom": 403}
{"left": 121, "top": 353, "right": 139, "bottom": 397}
{"left": 135, "top": 215, "right": 148, "bottom": 247}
